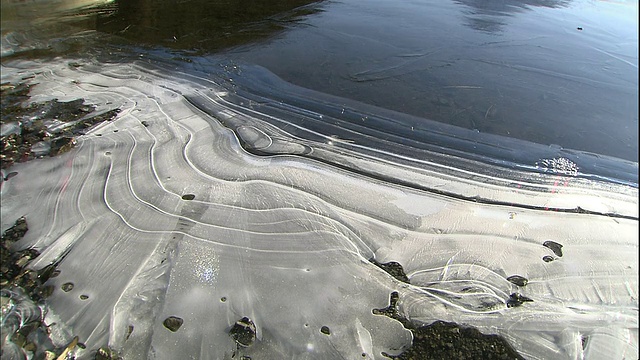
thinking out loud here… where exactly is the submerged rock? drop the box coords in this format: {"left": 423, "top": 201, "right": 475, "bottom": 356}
{"left": 0, "top": 82, "right": 120, "bottom": 169}
{"left": 543, "top": 241, "right": 564, "bottom": 257}
{"left": 370, "top": 259, "right": 410, "bottom": 284}
{"left": 162, "top": 316, "right": 184, "bottom": 332}
{"left": 506, "top": 275, "right": 529, "bottom": 287}
{"left": 506, "top": 293, "right": 534, "bottom": 308}
{"left": 229, "top": 317, "right": 257, "bottom": 347}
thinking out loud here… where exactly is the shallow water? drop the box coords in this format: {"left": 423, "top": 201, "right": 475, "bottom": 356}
{"left": 0, "top": 0, "right": 638, "bottom": 359}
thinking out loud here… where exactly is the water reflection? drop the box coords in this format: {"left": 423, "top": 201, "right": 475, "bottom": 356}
{"left": 453, "top": 0, "right": 571, "bottom": 32}
{"left": 94, "top": 0, "right": 324, "bottom": 52}
{"left": 1, "top": 0, "right": 636, "bottom": 162}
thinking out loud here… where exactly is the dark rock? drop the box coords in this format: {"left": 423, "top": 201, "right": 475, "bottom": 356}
{"left": 95, "top": 346, "right": 123, "bottom": 360}
{"left": 1, "top": 216, "right": 28, "bottom": 242}
{"left": 49, "top": 136, "right": 76, "bottom": 156}
{"left": 163, "top": 316, "right": 184, "bottom": 332}
{"left": 37, "top": 264, "right": 58, "bottom": 282}
{"left": 61, "top": 283, "right": 74, "bottom": 292}
{"left": 506, "top": 293, "right": 533, "bottom": 308}
{"left": 372, "top": 291, "right": 412, "bottom": 329}
{"left": 375, "top": 292, "right": 526, "bottom": 359}
{"left": 181, "top": 194, "right": 196, "bottom": 201}
{"left": 126, "top": 325, "right": 134, "bottom": 340}
{"left": 383, "top": 321, "right": 526, "bottom": 360}
{"left": 543, "top": 241, "right": 563, "bottom": 257}
{"left": 1, "top": 81, "right": 120, "bottom": 168}
{"left": 230, "top": 317, "right": 256, "bottom": 347}
{"left": 320, "top": 326, "right": 331, "bottom": 335}
{"left": 370, "top": 258, "right": 410, "bottom": 283}
{"left": 506, "top": 275, "right": 528, "bottom": 287}
{"left": 542, "top": 255, "right": 554, "bottom": 263}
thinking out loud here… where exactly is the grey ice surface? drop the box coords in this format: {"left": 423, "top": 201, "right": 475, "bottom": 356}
{"left": 0, "top": 56, "right": 637, "bottom": 360}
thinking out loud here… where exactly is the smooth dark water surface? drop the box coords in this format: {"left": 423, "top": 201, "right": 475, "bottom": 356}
{"left": 2, "top": 0, "right": 638, "bottom": 162}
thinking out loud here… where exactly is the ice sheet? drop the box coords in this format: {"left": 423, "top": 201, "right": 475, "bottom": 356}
{"left": 1, "top": 55, "right": 637, "bottom": 360}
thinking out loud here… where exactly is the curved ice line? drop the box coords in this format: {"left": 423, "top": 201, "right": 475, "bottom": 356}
{"left": 40, "top": 140, "right": 89, "bottom": 247}
{"left": 411, "top": 287, "right": 507, "bottom": 314}
{"left": 102, "top": 158, "right": 364, "bottom": 255}
{"left": 114, "top": 132, "right": 364, "bottom": 243}
{"left": 104, "top": 137, "right": 366, "bottom": 256}
{"left": 420, "top": 285, "right": 507, "bottom": 303}
{"left": 113, "top": 99, "right": 368, "bottom": 253}
{"left": 194, "top": 82, "right": 606, "bottom": 197}
{"left": 409, "top": 265, "right": 513, "bottom": 283}
{"left": 413, "top": 279, "right": 511, "bottom": 298}
{"left": 96, "top": 61, "right": 611, "bottom": 205}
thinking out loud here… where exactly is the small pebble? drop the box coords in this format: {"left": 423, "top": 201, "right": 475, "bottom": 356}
{"left": 61, "top": 283, "right": 74, "bottom": 292}
{"left": 543, "top": 240, "right": 563, "bottom": 257}
{"left": 229, "top": 317, "right": 256, "bottom": 347}
{"left": 506, "top": 275, "right": 528, "bottom": 287}
{"left": 163, "top": 316, "right": 183, "bottom": 332}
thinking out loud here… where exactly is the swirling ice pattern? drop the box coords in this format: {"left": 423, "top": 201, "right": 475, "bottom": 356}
{"left": 0, "top": 58, "right": 637, "bottom": 360}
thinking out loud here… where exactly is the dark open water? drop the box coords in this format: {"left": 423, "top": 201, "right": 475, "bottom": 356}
{"left": 3, "top": 0, "right": 638, "bottom": 163}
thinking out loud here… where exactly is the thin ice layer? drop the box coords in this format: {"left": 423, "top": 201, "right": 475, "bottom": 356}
{"left": 0, "top": 57, "right": 637, "bottom": 360}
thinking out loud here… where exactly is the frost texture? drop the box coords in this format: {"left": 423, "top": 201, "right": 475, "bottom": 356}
{"left": 0, "top": 58, "right": 637, "bottom": 360}
{"left": 536, "top": 157, "right": 580, "bottom": 176}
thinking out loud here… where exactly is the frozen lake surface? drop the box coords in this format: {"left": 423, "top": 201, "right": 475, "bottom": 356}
{"left": 1, "top": 0, "right": 637, "bottom": 359}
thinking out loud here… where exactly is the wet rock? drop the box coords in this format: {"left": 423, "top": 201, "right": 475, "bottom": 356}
{"left": 0, "top": 216, "right": 69, "bottom": 360}
{"left": 40, "top": 99, "right": 93, "bottom": 122}
{"left": 2, "top": 216, "right": 28, "bottom": 242}
{"left": 61, "top": 283, "right": 74, "bottom": 292}
{"left": 163, "top": 316, "right": 184, "bottom": 332}
{"left": 320, "top": 326, "right": 331, "bottom": 335}
{"left": 181, "top": 194, "right": 196, "bottom": 200}
{"left": 506, "top": 275, "right": 528, "bottom": 287}
{"left": 125, "top": 325, "right": 134, "bottom": 340}
{"left": 543, "top": 240, "right": 563, "bottom": 257}
{"left": 49, "top": 136, "right": 76, "bottom": 156}
{"left": 229, "top": 317, "right": 256, "bottom": 347}
{"left": 0, "top": 81, "right": 120, "bottom": 168}
{"left": 36, "top": 285, "right": 54, "bottom": 299}
{"left": 1, "top": 218, "right": 47, "bottom": 297}
{"left": 95, "top": 346, "right": 123, "bottom": 360}
{"left": 37, "top": 264, "right": 58, "bottom": 283}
